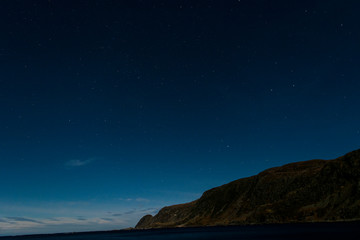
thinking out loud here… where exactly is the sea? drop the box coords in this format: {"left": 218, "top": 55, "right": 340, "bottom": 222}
{"left": 1, "top": 222, "right": 359, "bottom": 240}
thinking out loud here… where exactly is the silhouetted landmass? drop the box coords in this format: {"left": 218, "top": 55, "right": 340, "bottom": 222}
{"left": 135, "top": 149, "right": 360, "bottom": 229}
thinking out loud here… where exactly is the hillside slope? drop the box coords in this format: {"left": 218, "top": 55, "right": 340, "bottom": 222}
{"left": 136, "top": 149, "right": 360, "bottom": 228}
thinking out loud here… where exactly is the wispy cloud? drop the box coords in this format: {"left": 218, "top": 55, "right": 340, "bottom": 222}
{"left": 118, "top": 197, "right": 150, "bottom": 203}
{"left": 1, "top": 217, "right": 43, "bottom": 231}
{"left": 124, "top": 210, "right": 136, "bottom": 215}
{"left": 65, "top": 158, "right": 94, "bottom": 167}
{"left": 0, "top": 200, "right": 160, "bottom": 236}
{"left": 112, "top": 207, "right": 159, "bottom": 217}
{"left": 6, "top": 217, "right": 42, "bottom": 224}
{"left": 0, "top": 216, "right": 126, "bottom": 236}
{"left": 135, "top": 198, "right": 150, "bottom": 202}
{"left": 112, "top": 213, "right": 123, "bottom": 217}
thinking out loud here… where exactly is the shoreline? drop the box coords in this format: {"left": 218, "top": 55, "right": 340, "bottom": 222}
{"left": 2, "top": 219, "right": 360, "bottom": 238}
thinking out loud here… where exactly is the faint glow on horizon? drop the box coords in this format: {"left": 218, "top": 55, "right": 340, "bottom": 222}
{"left": 0, "top": 216, "right": 126, "bottom": 236}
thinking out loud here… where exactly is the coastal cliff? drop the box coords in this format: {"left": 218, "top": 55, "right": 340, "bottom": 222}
{"left": 136, "top": 149, "right": 360, "bottom": 228}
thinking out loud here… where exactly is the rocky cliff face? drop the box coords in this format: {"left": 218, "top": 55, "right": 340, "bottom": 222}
{"left": 135, "top": 149, "right": 360, "bottom": 229}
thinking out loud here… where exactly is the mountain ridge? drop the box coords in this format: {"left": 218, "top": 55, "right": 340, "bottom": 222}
{"left": 135, "top": 149, "right": 360, "bottom": 229}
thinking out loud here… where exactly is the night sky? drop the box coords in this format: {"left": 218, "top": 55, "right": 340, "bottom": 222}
{"left": 1, "top": 0, "right": 360, "bottom": 235}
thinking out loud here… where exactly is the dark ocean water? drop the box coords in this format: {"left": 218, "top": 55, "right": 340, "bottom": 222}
{"left": 2, "top": 222, "right": 360, "bottom": 240}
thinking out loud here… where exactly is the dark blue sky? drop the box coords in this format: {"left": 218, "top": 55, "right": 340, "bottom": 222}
{"left": 1, "top": 0, "right": 360, "bottom": 235}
